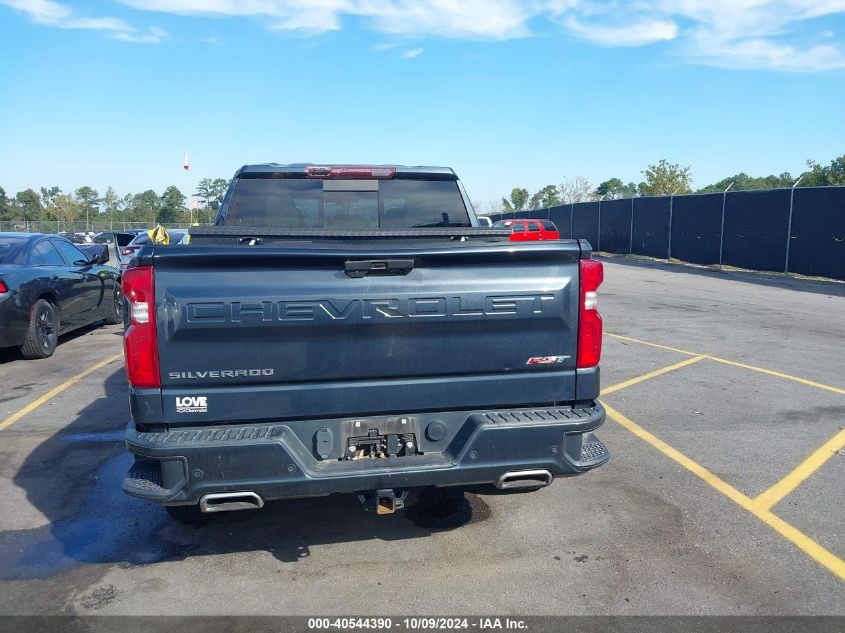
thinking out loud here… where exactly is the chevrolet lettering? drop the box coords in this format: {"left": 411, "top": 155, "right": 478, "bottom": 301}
{"left": 183, "top": 295, "right": 557, "bottom": 325}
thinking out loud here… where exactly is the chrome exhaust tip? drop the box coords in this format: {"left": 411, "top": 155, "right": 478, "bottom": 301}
{"left": 495, "top": 469, "right": 553, "bottom": 490}
{"left": 199, "top": 491, "right": 264, "bottom": 513}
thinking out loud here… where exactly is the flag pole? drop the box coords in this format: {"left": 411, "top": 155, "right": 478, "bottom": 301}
{"left": 184, "top": 150, "right": 191, "bottom": 227}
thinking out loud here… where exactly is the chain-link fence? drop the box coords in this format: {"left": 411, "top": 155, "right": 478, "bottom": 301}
{"left": 0, "top": 220, "right": 196, "bottom": 234}
{"left": 490, "top": 185, "right": 845, "bottom": 281}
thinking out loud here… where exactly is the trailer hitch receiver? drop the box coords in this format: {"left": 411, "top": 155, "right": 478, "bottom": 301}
{"left": 357, "top": 489, "right": 409, "bottom": 515}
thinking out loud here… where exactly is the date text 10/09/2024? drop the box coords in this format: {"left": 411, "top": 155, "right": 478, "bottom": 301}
{"left": 307, "top": 618, "right": 528, "bottom": 630}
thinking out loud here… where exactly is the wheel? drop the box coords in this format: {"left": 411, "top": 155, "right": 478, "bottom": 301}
{"left": 165, "top": 504, "right": 207, "bottom": 526}
{"left": 20, "top": 299, "right": 59, "bottom": 359}
{"left": 104, "top": 281, "right": 123, "bottom": 325}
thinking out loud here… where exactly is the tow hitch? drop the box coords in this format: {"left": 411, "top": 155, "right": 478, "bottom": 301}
{"left": 357, "top": 489, "right": 410, "bottom": 515}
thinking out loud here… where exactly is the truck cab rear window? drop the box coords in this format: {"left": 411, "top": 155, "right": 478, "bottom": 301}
{"left": 222, "top": 178, "right": 470, "bottom": 229}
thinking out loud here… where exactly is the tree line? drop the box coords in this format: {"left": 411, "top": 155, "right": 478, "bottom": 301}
{"left": 491, "top": 154, "right": 845, "bottom": 215}
{"left": 0, "top": 178, "right": 230, "bottom": 228}
{"left": 3, "top": 153, "right": 843, "bottom": 226}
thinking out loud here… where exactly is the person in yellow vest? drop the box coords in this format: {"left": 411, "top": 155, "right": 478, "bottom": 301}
{"left": 147, "top": 224, "right": 170, "bottom": 245}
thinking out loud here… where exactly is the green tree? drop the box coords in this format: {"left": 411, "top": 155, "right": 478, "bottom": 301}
{"left": 51, "top": 194, "right": 82, "bottom": 229}
{"left": 159, "top": 185, "right": 186, "bottom": 225}
{"left": 528, "top": 185, "right": 561, "bottom": 209}
{"left": 595, "top": 178, "right": 637, "bottom": 199}
{"left": 697, "top": 172, "right": 793, "bottom": 193}
{"left": 131, "top": 190, "right": 161, "bottom": 225}
{"left": 40, "top": 186, "right": 61, "bottom": 209}
{"left": 15, "top": 189, "right": 45, "bottom": 221}
{"left": 638, "top": 160, "right": 692, "bottom": 196}
{"left": 120, "top": 193, "right": 135, "bottom": 221}
{"left": 0, "top": 186, "right": 11, "bottom": 221}
{"left": 195, "top": 178, "right": 214, "bottom": 209}
{"left": 102, "top": 186, "right": 123, "bottom": 216}
{"left": 193, "top": 178, "right": 229, "bottom": 223}
{"left": 500, "top": 187, "right": 529, "bottom": 214}
{"left": 75, "top": 186, "right": 100, "bottom": 205}
{"left": 195, "top": 178, "right": 229, "bottom": 208}
{"left": 801, "top": 155, "right": 845, "bottom": 186}
{"left": 75, "top": 186, "right": 100, "bottom": 231}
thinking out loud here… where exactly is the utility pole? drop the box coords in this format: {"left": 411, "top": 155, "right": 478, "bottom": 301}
{"left": 784, "top": 174, "right": 804, "bottom": 275}
{"left": 718, "top": 182, "right": 734, "bottom": 269}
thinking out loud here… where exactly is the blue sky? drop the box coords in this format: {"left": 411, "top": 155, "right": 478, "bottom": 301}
{"left": 1, "top": 1, "right": 843, "bottom": 208}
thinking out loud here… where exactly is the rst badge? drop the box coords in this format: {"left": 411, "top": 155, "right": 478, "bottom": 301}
{"left": 176, "top": 396, "right": 208, "bottom": 413}
{"left": 526, "top": 356, "right": 570, "bottom": 365}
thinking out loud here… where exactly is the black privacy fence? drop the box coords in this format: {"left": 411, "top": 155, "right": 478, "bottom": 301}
{"left": 488, "top": 185, "right": 845, "bottom": 281}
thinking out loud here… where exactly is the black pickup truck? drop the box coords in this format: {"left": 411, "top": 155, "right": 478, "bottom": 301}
{"left": 121, "top": 164, "right": 609, "bottom": 522}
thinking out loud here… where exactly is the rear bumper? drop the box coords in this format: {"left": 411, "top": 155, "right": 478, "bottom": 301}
{"left": 123, "top": 403, "right": 608, "bottom": 506}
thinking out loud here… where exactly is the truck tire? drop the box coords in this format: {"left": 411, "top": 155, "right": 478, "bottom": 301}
{"left": 165, "top": 504, "right": 207, "bottom": 526}
{"left": 104, "top": 282, "right": 123, "bottom": 325}
{"left": 20, "top": 299, "right": 60, "bottom": 359}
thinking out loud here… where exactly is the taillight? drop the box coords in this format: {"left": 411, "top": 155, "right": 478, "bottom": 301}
{"left": 305, "top": 165, "right": 396, "bottom": 179}
{"left": 0, "top": 280, "right": 8, "bottom": 293}
{"left": 576, "top": 259, "right": 604, "bottom": 369}
{"left": 122, "top": 266, "right": 160, "bottom": 389}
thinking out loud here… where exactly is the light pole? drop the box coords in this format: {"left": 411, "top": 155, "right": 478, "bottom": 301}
{"left": 718, "top": 181, "right": 734, "bottom": 269}
{"left": 784, "top": 174, "right": 804, "bottom": 275}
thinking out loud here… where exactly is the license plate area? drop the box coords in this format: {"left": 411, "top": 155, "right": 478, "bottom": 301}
{"left": 342, "top": 417, "right": 420, "bottom": 460}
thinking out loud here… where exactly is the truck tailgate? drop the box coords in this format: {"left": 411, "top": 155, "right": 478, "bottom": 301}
{"left": 151, "top": 241, "right": 582, "bottom": 425}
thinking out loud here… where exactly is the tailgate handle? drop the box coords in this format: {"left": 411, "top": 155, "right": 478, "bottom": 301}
{"left": 344, "top": 259, "right": 414, "bottom": 278}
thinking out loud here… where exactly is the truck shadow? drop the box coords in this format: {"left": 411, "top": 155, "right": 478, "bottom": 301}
{"left": 6, "top": 369, "right": 485, "bottom": 580}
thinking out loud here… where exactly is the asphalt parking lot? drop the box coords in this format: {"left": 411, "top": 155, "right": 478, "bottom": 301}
{"left": 0, "top": 258, "right": 843, "bottom": 616}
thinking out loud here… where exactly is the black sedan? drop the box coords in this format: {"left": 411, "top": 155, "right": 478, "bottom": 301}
{"left": 0, "top": 233, "right": 122, "bottom": 359}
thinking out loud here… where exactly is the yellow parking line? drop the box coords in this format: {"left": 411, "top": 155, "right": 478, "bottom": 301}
{"left": 601, "top": 355, "right": 708, "bottom": 396}
{"left": 0, "top": 353, "right": 123, "bottom": 432}
{"left": 753, "top": 426, "right": 845, "bottom": 511}
{"left": 606, "top": 333, "right": 698, "bottom": 356}
{"left": 706, "top": 357, "right": 845, "bottom": 396}
{"left": 607, "top": 332, "right": 845, "bottom": 395}
{"left": 602, "top": 401, "right": 845, "bottom": 581}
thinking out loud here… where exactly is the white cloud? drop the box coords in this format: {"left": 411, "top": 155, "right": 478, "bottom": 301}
{"left": 361, "top": 0, "right": 535, "bottom": 40}
{"left": 689, "top": 34, "right": 845, "bottom": 71}
{"left": 564, "top": 17, "right": 679, "bottom": 47}
{"left": 562, "top": 0, "right": 845, "bottom": 70}
{"left": 4, "top": 0, "right": 845, "bottom": 69}
{"left": 0, "top": 0, "right": 132, "bottom": 30}
{"left": 0, "top": 0, "right": 166, "bottom": 43}
{"left": 111, "top": 26, "right": 169, "bottom": 44}
{"left": 664, "top": 1, "right": 845, "bottom": 70}
{"left": 401, "top": 47, "right": 424, "bottom": 58}
{"left": 119, "top": 0, "right": 539, "bottom": 39}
